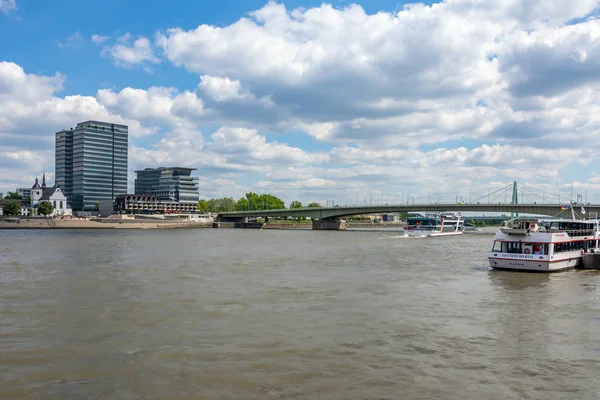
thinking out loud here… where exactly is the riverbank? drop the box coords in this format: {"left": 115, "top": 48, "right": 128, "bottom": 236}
{"left": 0, "top": 218, "right": 212, "bottom": 229}
{"left": 259, "top": 222, "right": 406, "bottom": 230}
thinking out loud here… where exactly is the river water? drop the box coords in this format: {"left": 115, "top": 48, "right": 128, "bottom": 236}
{"left": 1, "top": 228, "right": 599, "bottom": 399}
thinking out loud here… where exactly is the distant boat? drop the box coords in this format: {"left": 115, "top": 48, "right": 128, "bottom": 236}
{"left": 405, "top": 212, "right": 463, "bottom": 237}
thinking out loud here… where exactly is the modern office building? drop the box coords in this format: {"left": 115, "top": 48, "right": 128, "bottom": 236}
{"left": 56, "top": 121, "right": 128, "bottom": 211}
{"left": 16, "top": 188, "right": 32, "bottom": 199}
{"left": 113, "top": 194, "right": 199, "bottom": 214}
{"left": 134, "top": 167, "right": 199, "bottom": 204}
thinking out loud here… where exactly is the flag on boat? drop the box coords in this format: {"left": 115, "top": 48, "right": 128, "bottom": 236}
{"left": 582, "top": 206, "right": 586, "bottom": 214}
{"left": 561, "top": 205, "right": 566, "bottom": 210}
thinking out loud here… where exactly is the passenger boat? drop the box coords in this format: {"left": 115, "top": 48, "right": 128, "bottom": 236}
{"left": 405, "top": 212, "right": 463, "bottom": 237}
{"left": 405, "top": 212, "right": 441, "bottom": 231}
{"left": 488, "top": 215, "right": 600, "bottom": 272}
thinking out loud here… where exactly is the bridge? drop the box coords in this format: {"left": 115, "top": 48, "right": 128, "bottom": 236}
{"left": 218, "top": 203, "right": 598, "bottom": 230}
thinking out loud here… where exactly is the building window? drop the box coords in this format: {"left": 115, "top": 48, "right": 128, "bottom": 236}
{"left": 60, "top": 201, "right": 63, "bottom": 209}
{"left": 53, "top": 201, "right": 57, "bottom": 208}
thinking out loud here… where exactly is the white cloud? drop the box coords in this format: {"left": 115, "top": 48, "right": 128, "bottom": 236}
{"left": 198, "top": 75, "right": 251, "bottom": 102}
{"left": 57, "top": 31, "right": 83, "bottom": 49}
{"left": 499, "top": 19, "right": 600, "bottom": 97}
{"left": 209, "top": 127, "right": 328, "bottom": 166}
{"left": 0, "top": 80, "right": 145, "bottom": 141}
{"left": 155, "top": 1, "right": 600, "bottom": 148}
{"left": 0, "top": 62, "right": 149, "bottom": 150}
{"left": 91, "top": 34, "right": 110, "bottom": 44}
{"left": 96, "top": 86, "right": 206, "bottom": 141}
{"left": 0, "top": 61, "right": 64, "bottom": 103}
{"left": 4, "top": 1, "right": 600, "bottom": 203}
{"left": 102, "top": 34, "right": 160, "bottom": 68}
{"left": 0, "top": 0, "right": 16, "bottom": 15}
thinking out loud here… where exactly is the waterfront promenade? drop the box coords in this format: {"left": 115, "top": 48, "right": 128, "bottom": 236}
{"left": 0, "top": 218, "right": 407, "bottom": 230}
{"left": 0, "top": 218, "right": 213, "bottom": 229}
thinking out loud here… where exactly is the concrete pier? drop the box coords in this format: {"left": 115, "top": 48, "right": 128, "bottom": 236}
{"left": 216, "top": 216, "right": 249, "bottom": 223}
{"left": 212, "top": 222, "right": 262, "bottom": 229}
{"left": 581, "top": 253, "right": 600, "bottom": 269}
{"left": 312, "top": 219, "right": 347, "bottom": 231}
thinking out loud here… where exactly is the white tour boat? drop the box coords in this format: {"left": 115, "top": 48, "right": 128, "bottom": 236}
{"left": 406, "top": 212, "right": 463, "bottom": 237}
{"left": 488, "top": 213, "right": 600, "bottom": 272}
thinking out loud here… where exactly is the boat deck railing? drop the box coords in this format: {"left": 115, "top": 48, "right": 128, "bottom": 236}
{"left": 541, "top": 228, "right": 598, "bottom": 237}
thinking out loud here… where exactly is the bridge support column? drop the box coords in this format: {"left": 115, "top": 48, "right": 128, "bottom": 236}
{"left": 312, "top": 219, "right": 347, "bottom": 231}
{"left": 216, "top": 216, "right": 248, "bottom": 223}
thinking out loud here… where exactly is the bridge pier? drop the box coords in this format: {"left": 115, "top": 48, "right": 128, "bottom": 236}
{"left": 312, "top": 219, "right": 347, "bottom": 231}
{"left": 216, "top": 216, "right": 248, "bottom": 223}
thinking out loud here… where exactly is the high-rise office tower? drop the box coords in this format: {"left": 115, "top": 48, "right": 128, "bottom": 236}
{"left": 134, "top": 167, "right": 199, "bottom": 204}
{"left": 55, "top": 121, "right": 128, "bottom": 211}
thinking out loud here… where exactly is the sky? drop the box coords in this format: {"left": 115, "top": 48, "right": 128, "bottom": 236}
{"left": 1, "top": 0, "right": 600, "bottom": 207}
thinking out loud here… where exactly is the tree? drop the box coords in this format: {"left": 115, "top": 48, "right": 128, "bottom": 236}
{"left": 94, "top": 202, "right": 100, "bottom": 211}
{"left": 262, "top": 193, "right": 285, "bottom": 210}
{"left": 220, "top": 197, "right": 236, "bottom": 212}
{"left": 289, "top": 200, "right": 303, "bottom": 209}
{"left": 236, "top": 192, "right": 285, "bottom": 211}
{"left": 200, "top": 193, "right": 287, "bottom": 213}
{"left": 205, "top": 197, "right": 236, "bottom": 213}
{"left": 38, "top": 201, "right": 54, "bottom": 216}
{"left": 5, "top": 191, "right": 22, "bottom": 200}
{"left": 197, "top": 199, "right": 209, "bottom": 212}
{"left": 2, "top": 201, "right": 20, "bottom": 216}
{"left": 236, "top": 197, "right": 249, "bottom": 211}
{"left": 307, "top": 202, "right": 322, "bottom": 208}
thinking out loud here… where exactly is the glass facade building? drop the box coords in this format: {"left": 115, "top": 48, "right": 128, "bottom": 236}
{"left": 55, "top": 121, "right": 128, "bottom": 211}
{"left": 134, "top": 167, "right": 199, "bottom": 204}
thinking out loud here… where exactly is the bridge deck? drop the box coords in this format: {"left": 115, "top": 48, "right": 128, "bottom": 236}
{"left": 219, "top": 204, "right": 597, "bottom": 220}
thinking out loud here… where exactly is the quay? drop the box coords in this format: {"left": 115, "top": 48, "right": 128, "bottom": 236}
{"left": 581, "top": 253, "right": 600, "bottom": 270}
{"left": 0, "top": 217, "right": 212, "bottom": 230}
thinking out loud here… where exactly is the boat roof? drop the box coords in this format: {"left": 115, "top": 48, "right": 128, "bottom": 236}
{"left": 507, "top": 217, "right": 598, "bottom": 223}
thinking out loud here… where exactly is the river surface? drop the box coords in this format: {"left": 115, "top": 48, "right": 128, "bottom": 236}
{"left": 1, "top": 229, "right": 599, "bottom": 399}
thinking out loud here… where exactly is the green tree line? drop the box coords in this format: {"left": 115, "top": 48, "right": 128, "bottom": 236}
{"left": 4, "top": 191, "right": 23, "bottom": 200}
{"left": 197, "top": 192, "right": 322, "bottom": 213}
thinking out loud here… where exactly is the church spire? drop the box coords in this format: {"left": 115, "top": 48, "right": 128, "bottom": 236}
{"left": 42, "top": 170, "right": 46, "bottom": 189}
{"left": 32, "top": 176, "right": 41, "bottom": 189}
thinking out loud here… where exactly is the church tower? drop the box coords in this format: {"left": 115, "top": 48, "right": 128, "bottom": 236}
{"left": 31, "top": 176, "right": 43, "bottom": 208}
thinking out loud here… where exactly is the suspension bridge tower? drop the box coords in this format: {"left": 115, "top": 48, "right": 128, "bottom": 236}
{"left": 511, "top": 181, "right": 519, "bottom": 218}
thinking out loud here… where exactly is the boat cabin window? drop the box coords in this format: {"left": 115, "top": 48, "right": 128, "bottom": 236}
{"left": 408, "top": 218, "right": 437, "bottom": 227}
{"left": 506, "top": 242, "right": 522, "bottom": 254}
{"left": 553, "top": 240, "right": 595, "bottom": 253}
{"left": 548, "top": 221, "right": 596, "bottom": 236}
{"left": 496, "top": 241, "right": 548, "bottom": 255}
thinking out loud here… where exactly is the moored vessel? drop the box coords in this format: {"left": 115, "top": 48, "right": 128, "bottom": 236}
{"left": 488, "top": 215, "right": 600, "bottom": 272}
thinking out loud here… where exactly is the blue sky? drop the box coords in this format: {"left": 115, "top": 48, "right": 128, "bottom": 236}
{"left": 1, "top": 0, "right": 600, "bottom": 205}
{"left": 2, "top": 0, "right": 425, "bottom": 95}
